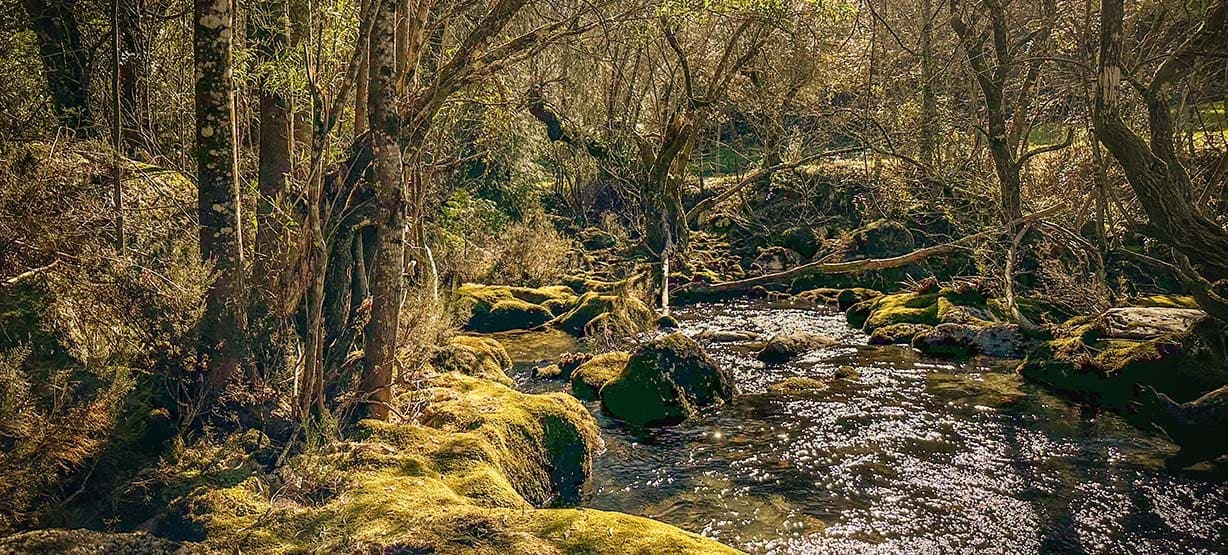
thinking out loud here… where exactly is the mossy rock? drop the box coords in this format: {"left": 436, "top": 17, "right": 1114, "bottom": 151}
{"left": 600, "top": 334, "right": 733, "bottom": 427}
{"left": 757, "top": 333, "right": 838, "bottom": 363}
{"left": 848, "top": 219, "right": 914, "bottom": 259}
{"left": 183, "top": 373, "right": 736, "bottom": 554}
{"left": 434, "top": 336, "right": 515, "bottom": 386}
{"left": 856, "top": 288, "right": 993, "bottom": 333}
{"left": 796, "top": 287, "right": 843, "bottom": 305}
{"left": 861, "top": 292, "right": 941, "bottom": 331}
{"left": 868, "top": 323, "right": 932, "bottom": 345}
{"left": 1018, "top": 318, "right": 1228, "bottom": 415}
{"left": 455, "top": 284, "right": 557, "bottom": 333}
{"left": 551, "top": 292, "right": 654, "bottom": 337}
{"left": 569, "top": 352, "right": 630, "bottom": 400}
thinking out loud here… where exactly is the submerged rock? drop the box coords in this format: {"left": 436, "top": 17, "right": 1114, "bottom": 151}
{"left": 767, "top": 376, "right": 829, "bottom": 395}
{"left": 868, "top": 323, "right": 933, "bottom": 345}
{"left": 601, "top": 334, "right": 733, "bottom": 427}
{"left": 757, "top": 333, "right": 838, "bottom": 363}
{"left": 569, "top": 352, "right": 630, "bottom": 400}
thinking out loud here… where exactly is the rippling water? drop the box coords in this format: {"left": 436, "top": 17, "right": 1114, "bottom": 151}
{"left": 510, "top": 299, "right": 1228, "bottom": 554}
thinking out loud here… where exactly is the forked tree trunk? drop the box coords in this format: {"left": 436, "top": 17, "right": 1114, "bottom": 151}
{"left": 358, "top": 0, "right": 405, "bottom": 421}
{"left": 194, "top": 0, "right": 247, "bottom": 396}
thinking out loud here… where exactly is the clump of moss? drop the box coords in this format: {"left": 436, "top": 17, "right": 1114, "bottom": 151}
{"left": 550, "top": 292, "right": 655, "bottom": 337}
{"left": 182, "top": 371, "right": 735, "bottom": 554}
{"left": 454, "top": 284, "right": 576, "bottom": 333}
{"left": 600, "top": 334, "right": 732, "bottom": 427}
{"left": 569, "top": 352, "right": 629, "bottom": 400}
{"left": 434, "top": 336, "right": 514, "bottom": 386}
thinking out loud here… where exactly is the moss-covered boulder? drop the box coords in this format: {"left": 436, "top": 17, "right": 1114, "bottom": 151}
{"left": 851, "top": 287, "right": 991, "bottom": 333}
{"left": 837, "top": 288, "right": 882, "bottom": 311}
{"left": 757, "top": 333, "right": 838, "bottom": 363}
{"left": 868, "top": 323, "right": 933, "bottom": 345}
{"left": 434, "top": 336, "right": 515, "bottom": 386}
{"left": 455, "top": 284, "right": 569, "bottom": 332}
{"left": 551, "top": 292, "right": 655, "bottom": 337}
{"left": 1018, "top": 317, "right": 1228, "bottom": 417}
{"left": 848, "top": 219, "right": 914, "bottom": 259}
{"left": 569, "top": 352, "right": 630, "bottom": 400}
{"left": 180, "top": 372, "right": 737, "bottom": 554}
{"left": 600, "top": 334, "right": 733, "bottom": 427}
{"left": 795, "top": 287, "right": 843, "bottom": 305}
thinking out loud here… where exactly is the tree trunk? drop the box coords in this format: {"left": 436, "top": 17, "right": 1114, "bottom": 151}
{"left": 252, "top": 0, "right": 293, "bottom": 314}
{"left": 358, "top": 0, "right": 405, "bottom": 422}
{"left": 354, "top": 0, "right": 372, "bottom": 137}
{"left": 194, "top": 0, "right": 247, "bottom": 395}
{"left": 23, "top": 0, "right": 94, "bottom": 135}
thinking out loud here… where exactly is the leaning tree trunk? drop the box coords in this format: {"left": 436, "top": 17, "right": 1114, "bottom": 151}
{"left": 23, "top": 0, "right": 94, "bottom": 135}
{"left": 1093, "top": 0, "right": 1228, "bottom": 282}
{"left": 194, "top": 0, "right": 247, "bottom": 397}
{"left": 358, "top": 0, "right": 405, "bottom": 422}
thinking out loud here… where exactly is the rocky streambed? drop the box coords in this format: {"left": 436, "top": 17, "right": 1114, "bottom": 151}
{"left": 500, "top": 297, "right": 1228, "bottom": 554}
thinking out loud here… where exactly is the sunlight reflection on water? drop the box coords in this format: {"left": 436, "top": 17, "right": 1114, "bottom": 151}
{"left": 521, "top": 299, "right": 1228, "bottom": 554}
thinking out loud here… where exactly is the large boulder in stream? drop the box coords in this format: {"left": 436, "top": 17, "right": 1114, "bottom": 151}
{"left": 600, "top": 334, "right": 734, "bottom": 427}
{"left": 757, "top": 332, "right": 839, "bottom": 363}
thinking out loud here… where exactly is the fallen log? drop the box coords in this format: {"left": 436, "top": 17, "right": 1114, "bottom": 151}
{"left": 679, "top": 204, "right": 1067, "bottom": 294}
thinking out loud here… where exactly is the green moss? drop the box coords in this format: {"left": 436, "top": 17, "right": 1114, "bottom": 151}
{"left": 551, "top": 292, "right": 654, "bottom": 337}
{"left": 569, "top": 352, "right": 630, "bottom": 400}
{"left": 862, "top": 293, "right": 941, "bottom": 331}
{"left": 1130, "top": 295, "right": 1199, "bottom": 309}
{"left": 186, "top": 372, "right": 735, "bottom": 554}
{"left": 456, "top": 284, "right": 557, "bottom": 333}
{"left": 600, "top": 334, "right": 732, "bottom": 427}
{"left": 434, "top": 336, "right": 514, "bottom": 386}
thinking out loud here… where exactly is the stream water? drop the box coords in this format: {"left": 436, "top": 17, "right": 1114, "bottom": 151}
{"left": 502, "top": 299, "right": 1228, "bottom": 554}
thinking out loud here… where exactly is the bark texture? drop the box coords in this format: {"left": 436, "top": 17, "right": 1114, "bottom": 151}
{"left": 194, "top": 0, "right": 246, "bottom": 394}
{"left": 23, "top": 0, "right": 94, "bottom": 134}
